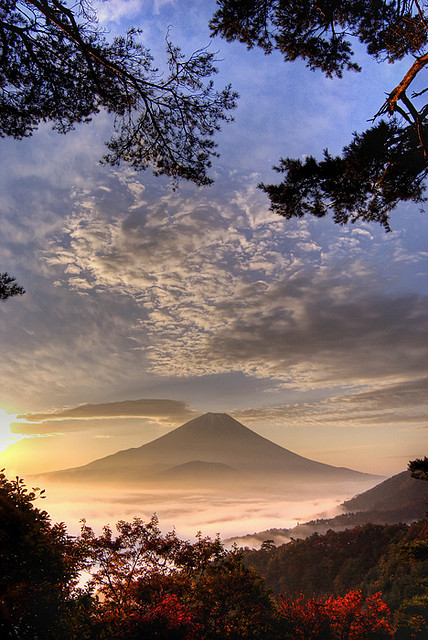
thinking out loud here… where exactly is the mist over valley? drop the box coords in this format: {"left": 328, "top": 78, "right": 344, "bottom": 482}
{"left": 32, "top": 413, "right": 384, "bottom": 540}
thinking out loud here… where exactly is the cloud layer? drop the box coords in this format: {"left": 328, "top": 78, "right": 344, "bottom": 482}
{"left": 21, "top": 398, "right": 194, "bottom": 423}
{"left": 1, "top": 0, "right": 427, "bottom": 482}
{"left": 40, "top": 168, "right": 428, "bottom": 397}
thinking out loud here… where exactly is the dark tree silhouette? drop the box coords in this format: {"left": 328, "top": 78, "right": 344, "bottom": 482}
{"left": 0, "top": 471, "right": 91, "bottom": 639}
{"left": 2, "top": 0, "right": 237, "bottom": 186}
{"left": 1, "top": 0, "right": 238, "bottom": 300}
{"left": 211, "top": 0, "right": 428, "bottom": 229}
{"left": 409, "top": 457, "right": 428, "bottom": 481}
{"left": 0, "top": 272, "right": 25, "bottom": 300}
{"left": 80, "top": 515, "right": 277, "bottom": 640}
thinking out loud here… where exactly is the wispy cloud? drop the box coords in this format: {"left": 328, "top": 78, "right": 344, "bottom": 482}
{"left": 232, "top": 376, "right": 428, "bottom": 429}
{"left": 20, "top": 398, "right": 195, "bottom": 423}
{"left": 1, "top": 140, "right": 427, "bottom": 427}
{"left": 36, "top": 168, "right": 428, "bottom": 397}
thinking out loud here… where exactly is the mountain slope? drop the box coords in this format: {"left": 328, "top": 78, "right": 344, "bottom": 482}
{"left": 47, "top": 412, "right": 380, "bottom": 487}
{"left": 226, "top": 470, "right": 428, "bottom": 548}
{"left": 343, "top": 470, "right": 428, "bottom": 516}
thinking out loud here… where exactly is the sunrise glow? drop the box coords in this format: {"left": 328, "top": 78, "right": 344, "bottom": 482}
{"left": 0, "top": 409, "right": 24, "bottom": 452}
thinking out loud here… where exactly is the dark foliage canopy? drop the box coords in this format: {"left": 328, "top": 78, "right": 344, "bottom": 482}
{"left": 1, "top": 0, "right": 238, "bottom": 300}
{"left": 211, "top": 0, "right": 428, "bottom": 229}
{"left": 243, "top": 523, "right": 410, "bottom": 599}
{"left": 243, "top": 518, "right": 428, "bottom": 637}
{"left": 409, "top": 457, "right": 428, "bottom": 481}
{"left": 0, "top": 471, "right": 89, "bottom": 639}
{"left": 0, "top": 272, "right": 24, "bottom": 300}
{"left": 0, "top": 472, "right": 423, "bottom": 639}
{"left": 80, "top": 515, "right": 277, "bottom": 640}
{"left": 1, "top": 0, "right": 237, "bottom": 186}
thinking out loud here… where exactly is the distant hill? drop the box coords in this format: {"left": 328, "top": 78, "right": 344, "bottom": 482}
{"left": 43, "top": 412, "right": 380, "bottom": 493}
{"left": 240, "top": 520, "right": 428, "bottom": 612}
{"left": 157, "top": 460, "right": 245, "bottom": 486}
{"left": 227, "top": 470, "right": 428, "bottom": 548}
{"left": 343, "top": 470, "right": 428, "bottom": 515}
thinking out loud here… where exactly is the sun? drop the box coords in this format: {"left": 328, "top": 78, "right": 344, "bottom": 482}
{"left": 0, "top": 409, "right": 23, "bottom": 452}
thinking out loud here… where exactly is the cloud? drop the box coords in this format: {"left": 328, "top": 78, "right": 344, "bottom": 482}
{"left": 37, "top": 168, "right": 428, "bottom": 396}
{"left": 20, "top": 399, "right": 195, "bottom": 423}
{"left": 347, "top": 377, "right": 428, "bottom": 409}
{"left": 205, "top": 288, "right": 428, "bottom": 388}
{"left": 94, "top": 0, "right": 143, "bottom": 24}
{"left": 232, "top": 376, "right": 428, "bottom": 429}
{"left": 2, "top": 121, "right": 427, "bottom": 417}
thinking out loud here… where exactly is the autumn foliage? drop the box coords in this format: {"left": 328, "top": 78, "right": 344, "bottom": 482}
{"left": 278, "top": 590, "right": 393, "bottom": 640}
{"left": 0, "top": 472, "right": 426, "bottom": 639}
{"left": 120, "top": 594, "right": 198, "bottom": 640}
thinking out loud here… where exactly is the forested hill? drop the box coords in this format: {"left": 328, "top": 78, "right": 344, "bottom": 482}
{"left": 343, "top": 471, "right": 428, "bottom": 515}
{"left": 228, "top": 470, "right": 428, "bottom": 547}
{"left": 1, "top": 470, "right": 427, "bottom": 639}
{"left": 242, "top": 519, "right": 428, "bottom": 629}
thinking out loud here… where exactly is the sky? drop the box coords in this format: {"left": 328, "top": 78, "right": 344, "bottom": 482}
{"left": 1, "top": 0, "right": 427, "bottom": 533}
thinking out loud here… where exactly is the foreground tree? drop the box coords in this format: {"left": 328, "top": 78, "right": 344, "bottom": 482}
{"left": 80, "top": 515, "right": 277, "bottom": 640}
{"left": 0, "top": 471, "right": 92, "bottom": 639}
{"left": 2, "top": 0, "right": 237, "bottom": 186}
{"left": 278, "top": 590, "right": 393, "bottom": 640}
{"left": 409, "top": 457, "right": 428, "bottom": 481}
{"left": 211, "top": 0, "right": 428, "bottom": 229}
{"left": 1, "top": 0, "right": 238, "bottom": 302}
{"left": 0, "top": 272, "right": 24, "bottom": 300}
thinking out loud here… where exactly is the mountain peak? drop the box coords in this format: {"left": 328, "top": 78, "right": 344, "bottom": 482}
{"left": 164, "top": 412, "right": 270, "bottom": 446}
{"left": 204, "top": 412, "right": 228, "bottom": 416}
{"left": 48, "top": 411, "right": 381, "bottom": 490}
{"left": 178, "top": 412, "right": 248, "bottom": 430}
{"left": 189, "top": 412, "right": 239, "bottom": 421}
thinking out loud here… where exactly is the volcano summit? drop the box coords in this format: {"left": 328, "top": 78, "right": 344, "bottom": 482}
{"left": 47, "top": 413, "right": 381, "bottom": 494}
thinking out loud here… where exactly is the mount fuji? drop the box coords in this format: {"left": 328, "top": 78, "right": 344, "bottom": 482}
{"left": 46, "top": 413, "right": 381, "bottom": 493}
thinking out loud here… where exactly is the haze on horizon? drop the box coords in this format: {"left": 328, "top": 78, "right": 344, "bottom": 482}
{"left": 16, "top": 413, "right": 383, "bottom": 541}
{"left": 1, "top": 0, "right": 427, "bottom": 536}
